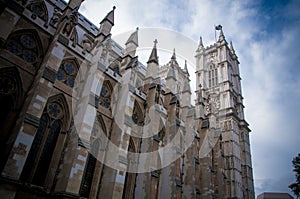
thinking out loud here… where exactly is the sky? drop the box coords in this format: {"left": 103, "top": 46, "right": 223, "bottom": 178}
{"left": 76, "top": 0, "right": 300, "bottom": 197}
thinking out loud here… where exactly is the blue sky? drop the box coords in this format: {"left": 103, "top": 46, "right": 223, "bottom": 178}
{"left": 78, "top": 0, "right": 300, "bottom": 196}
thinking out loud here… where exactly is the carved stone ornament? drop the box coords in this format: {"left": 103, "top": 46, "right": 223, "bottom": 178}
{"left": 100, "top": 39, "right": 111, "bottom": 62}
{"left": 49, "top": 8, "right": 62, "bottom": 27}
{"left": 82, "top": 34, "right": 95, "bottom": 54}
{"left": 0, "top": 76, "right": 17, "bottom": 95}
{"left": 204, "top": 94, "right": 220, "bottom": 115}
{"left": 47, "top": 102, "right": 63, "bottom": 119}
{"left": 62, "top": 8, "right": 78, "bottom": 37}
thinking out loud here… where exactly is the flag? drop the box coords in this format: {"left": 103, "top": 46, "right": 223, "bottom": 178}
{"left": 215, "top": 25, "right": 222, "bottom": 30}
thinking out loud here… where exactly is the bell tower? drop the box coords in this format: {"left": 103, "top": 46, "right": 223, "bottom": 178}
{"left": 195, "top": 27, "right": 255, "bottom": 199}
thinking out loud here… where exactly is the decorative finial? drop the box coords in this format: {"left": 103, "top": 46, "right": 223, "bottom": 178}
{"left": 136, "top": 27, "right": 139, "bottom": 31}
{"left": 184, "top": 60, "right": 189, "bottom": 76}
{"left": 230, "top": 41, "right": 236, "bottom": 55}
{"left": 230, "top": 41, "right": 234, "bottom": 50}
{"left": 154, "top": 39, "right": 158, "bottom": 47}
{"left": 199, "top": 36, "right": 203, "bottom": 47}
{"left": 113, "top": 6, "right": 116, "bottom": 10}
{"left": 217, "top": 25, "right": 225, "bottom": 42}
{"left": 171, "top": 48, "right": 176, "bottom": 60}
{"left": 147, "top": 39, "right": 159, "bottom": 64}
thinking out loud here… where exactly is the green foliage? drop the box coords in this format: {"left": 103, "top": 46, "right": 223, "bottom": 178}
{"left": 289, "top": 153, "right": 300, "bottom": 198}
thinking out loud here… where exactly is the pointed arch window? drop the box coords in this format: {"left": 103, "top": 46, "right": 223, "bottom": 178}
{"left": 27, "top": 0, "right": 48, "bottom": 21}
{"left": 80, "top": 116, "right": 106, "bottom": 198}
{"left": 123, "top": 138, "right": 137, "bottom": 199}
{"left": 57, "top": 59, "right": 79, "bottom": 87}
{"left": 99, "top": 80, "right": 112, "bottom": 109}
{"left": 208, "top": 64, "right": 218, "bottom": 87}
{"left": 80, "top": 139, "right": 100, "bottom": 198}
{"left": 6, "top": 32, "right": 41, "bottom": 65}
{"left": 21, "top": 96, "right": 68, "bottom": 187}
{"left": 132, "top": 101, "right": 144, "bottom": 125}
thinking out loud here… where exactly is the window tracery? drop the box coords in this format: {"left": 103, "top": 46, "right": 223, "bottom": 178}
{"left": 20, "top": 95, "right": 68, "bottom": 186}
{"left": 208, "top": 64, "right": 218, "bottom": 87}
{"left": 57, "top": 59, "right": 79, "bottom": 88}
{"left": 6, "top": 33, "right": 39, "bottom": 64}
{"left": 99, "top": 81, "right": 112, "bottom": 109}
{"left": 132, "top": 101, "right": 143, "bottom": 125}
{"left": 27, "top": 0, "right": 48, "bottom": 21}
{"left": 80, "top": 139, "right": 99, "bottom": 198}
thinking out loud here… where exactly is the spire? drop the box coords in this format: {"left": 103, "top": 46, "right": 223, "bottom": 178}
{"left": 167, "top": 61, "right": 176, "bottom": 80}
{"left": 230, "top": 41, "right": 235, "bottom": 54}
{"left": 147, "top": 39, "right": 159, "bottom": 64}
{"left": 218, "top": 28, "right": 225, "bottom": 42}
{"left": 171, "top": 48, "right": 176, "bottom": 60}
{"left": 125, "top": 27, "right": 139, "bottom": 46}
{"left": 100, "top": 6, "right": 115, "bottom": 25}
{"left": 98, "top": 6, "right": 115, "bottom": 37}
{"left": 184, "top": 60, "right": 189, "bottom": 76}
{"left": 199, "top": 36, "right": 204, "bottom": 48}
{"left": 196, "top": 36, "right": 204, "bottom": 53}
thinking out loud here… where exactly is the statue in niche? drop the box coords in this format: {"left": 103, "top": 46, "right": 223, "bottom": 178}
{"left": 155, "top": 85, "right": 161, "bottom": 104}
{"left": 197, "top": 84, "right": 203, "bottom": 103}
{"left": 49, "top": 8, "right": 62, "bottom": 27}
{"left": 205, "top": 94, "right": 220, "bottom": 115}
{"left": 205, "top": 94, "right": 211, "bottom": 115}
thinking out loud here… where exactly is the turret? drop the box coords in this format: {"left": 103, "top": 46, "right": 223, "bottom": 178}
{"left": 182, "top": 61, "right": 191, "bottom": 107}
{"left": 145, "top": 39, "right": 159, "bottom": 80}
{"left": 218, "top": 26, "right": 225, "bottom": 43}
{"left": 165, "top": 49, "right": 177, "bottom": 94}
{"left": 98, "top": 6, "right": 115, "bottom": 37}
{"left": 196, "top": 36, "right": 204, "bottom": 53}
{"left": 125, "top": 27, "right": 139, "bottom": 57}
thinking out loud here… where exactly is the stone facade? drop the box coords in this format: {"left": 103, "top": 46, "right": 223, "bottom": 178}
{"left": 0, "top": 0, "right": 254, "bottom": 198}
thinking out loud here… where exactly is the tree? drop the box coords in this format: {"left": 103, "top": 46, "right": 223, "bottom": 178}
{"left": 289, "top": 153, "right": 300, "bottom": 198}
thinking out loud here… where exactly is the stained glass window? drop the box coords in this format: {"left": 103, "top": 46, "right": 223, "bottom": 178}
{"left": 6, "top": 33, "right": 39, "bottom": 64}
{"left": 48, "top": 102, "right": 63, "bottom": 119}
{"left": 80, "top": 140, "right": 100, "bottom": 198}
{"left": 132, "top": 101, "right": 144, "bottom": 125}
{"left": 32, "top": 120, "right": 61, "bottom": 185}
{"left": 20, "top": 114, "right": 48, "bottom": 181}
{"left": 28, "top": 2, "right": 47, "bottom": 21}
{"left": 6, "top": 41, "right": 22, "bottom": 54}
{"left": 57, "top": 59, "right": 78, "bottom": 88}
{"left": 99, "top": 81, "right": 111, "bottom": 109}
{"left": 20, "top": 95, "right": 66, "bottom": 187}
{"left": 113, "top": 66, "right": 119, "bottom": 73}
{"left": 20, "top": 35, "right": 36, "bottom": 49}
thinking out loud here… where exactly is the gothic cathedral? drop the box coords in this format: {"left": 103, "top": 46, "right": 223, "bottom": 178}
{"left": 0, "top": 0, "right": 254, "bottom": 198}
